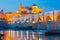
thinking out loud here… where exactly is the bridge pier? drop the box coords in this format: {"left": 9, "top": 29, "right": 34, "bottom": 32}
{"left": 46, "top": 21, "right": 58, "bottom": 30}
{"left": 32, "top": 23, "right": 38, "bottom": 29}
{"left": 43, "top": 22, "right": 47, "bottom": 30}
{"left": 53, "top": 21, "right": 58, "bottom": 30}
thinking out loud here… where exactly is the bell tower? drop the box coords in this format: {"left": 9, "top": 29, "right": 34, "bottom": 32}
{"left": 20, "top": 3, "right": 23, "bottom": 10}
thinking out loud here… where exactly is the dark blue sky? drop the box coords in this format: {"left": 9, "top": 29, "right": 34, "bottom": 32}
{"left": 0, "top": 0, "right": 60, "bottom": 12}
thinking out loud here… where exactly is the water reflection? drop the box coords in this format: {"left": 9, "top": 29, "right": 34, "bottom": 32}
{"left": 0, "top": 30, "right": 59, "bottom": 40}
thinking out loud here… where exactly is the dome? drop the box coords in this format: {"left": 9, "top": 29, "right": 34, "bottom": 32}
{"left": 33, "top": 4, "right": 37, "bottom": 6}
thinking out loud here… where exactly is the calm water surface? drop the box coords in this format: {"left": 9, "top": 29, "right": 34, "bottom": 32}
{"left": 0, "top": 30, "right": 60, "bottom": 40}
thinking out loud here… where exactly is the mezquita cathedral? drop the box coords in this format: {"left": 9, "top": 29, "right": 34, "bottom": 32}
{"left": 0, "top": 3, "right": 60, "bottom": 30}
{"left": 0, "top": 3, "right": 43, "bottom": 23}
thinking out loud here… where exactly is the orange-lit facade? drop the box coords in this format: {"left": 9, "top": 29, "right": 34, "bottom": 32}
{"left": 32, "top": 4, "right": 43, "bottom": 14}
{"left": 0, "top": 3, "right": 60, "bottom": 24}
{"left": 0, "top": 3, "right": 43, "bottom": 23}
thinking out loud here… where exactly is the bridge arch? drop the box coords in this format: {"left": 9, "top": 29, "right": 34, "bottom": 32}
{"left": 37, "top": 17, "right": 42, "bottom": 22}
{"left": 56, "top": 15, "right": 60, "bottom": 21}
{"left": 46, "top": 16, "right": 52, "bottom": 22}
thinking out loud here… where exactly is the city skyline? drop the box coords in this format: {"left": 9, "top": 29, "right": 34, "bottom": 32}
{"left": 0, "top": 0, "right": 60, "bottom": 12}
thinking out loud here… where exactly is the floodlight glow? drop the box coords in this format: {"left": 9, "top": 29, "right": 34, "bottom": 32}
{"left": 39, "top": 38, "right": 42, "bottom": 40}
{"left": 32, "top": 21, "right": 35, "bottom": 23}
{"left": 17, "top": 21, "right": 19, "bottom": 24}
{"left": 26, "top": 20, "right": 29, "bottom": 23}
{"left": 16, "top": 11, "right": 19, "bottom": 13}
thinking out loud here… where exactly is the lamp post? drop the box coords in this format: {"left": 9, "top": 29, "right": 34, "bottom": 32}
{"left": 53, "top": 8, "right": 58, "bottom": 30}
{"left": 53, "top": 8, "right": 55, "bottom": 21}
{"left": 53, "top": 8, "right": 55, "bottom": 30}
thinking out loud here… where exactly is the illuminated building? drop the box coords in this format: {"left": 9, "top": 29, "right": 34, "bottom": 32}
{"left": 20, "top": 3, "right": 32, "bottom": 14}
{"left": 20, "top": 3, "right": 43, "bottom": 14}
{"left": 0, "top": 3, "right": 43, "bottom": 23}
{"left": 32, "top": 4, "right": 43, "bottom": 14}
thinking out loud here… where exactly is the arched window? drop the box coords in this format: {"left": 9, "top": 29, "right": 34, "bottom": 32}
{"left": 37, "top": 17, "right": 41, "bottom": 22}
{"left": 56, "top": 15, "right": 60, "bottom": 21}
{"left": 46, "top": 16, "right": 52, "bottom": 22}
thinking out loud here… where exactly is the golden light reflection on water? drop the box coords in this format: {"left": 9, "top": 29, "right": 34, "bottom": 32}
{"left": 0, "top": 30, "right": 39, "bottom": 40}
{"left": 0, "top": 30, "right": 48, "bottom": 40}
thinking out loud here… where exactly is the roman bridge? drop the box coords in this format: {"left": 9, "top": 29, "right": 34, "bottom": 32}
{"left": 13, "top": 10, "right": 60, "bottom": 22}
{"left": 8, "top": 10, "right": 60, "bottom": 30}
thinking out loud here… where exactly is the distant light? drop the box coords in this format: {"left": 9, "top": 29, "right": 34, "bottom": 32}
{"left": 26, "top": 31, "right": 29, "bottom": 40}
{"left": 17, "top": 21, "right": 19, "bottom": 23}
{"left": 32, "top": 21, "right": 35, "bottom": 23}
{"left": 26, "top": 20, "right": 29, "bottom": 23}
{"left": 32, "top": 32, "right": 35, "bottom": 39}
{"left": 16, "top": 11, "right": 19, "bottom": 13}
{"left": 39, "top": 38, "right": 42, "bottom": 40}
{"left": 21, "top": 31, "right": 23, "bottom": 38}
{"left": 39, "top": 32, "right": 42, "bottom": 34}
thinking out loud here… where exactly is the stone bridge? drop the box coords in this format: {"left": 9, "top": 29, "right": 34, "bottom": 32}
{"left": 14, "top": 10, "right": 60, "bottom": 22}
{"left": 10, "top": 10, "right": 60, "bottom": 30}
{"left": 23, "top": 10, "right": 60, "bottom": 30}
